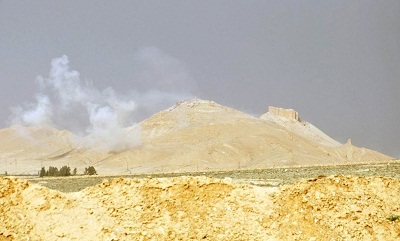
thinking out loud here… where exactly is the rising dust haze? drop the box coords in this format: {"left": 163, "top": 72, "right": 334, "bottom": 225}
{"left": 9, "top": 47, "right": 196, "bottom": 152}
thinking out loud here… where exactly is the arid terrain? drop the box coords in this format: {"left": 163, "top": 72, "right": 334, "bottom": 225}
{"left": 1, "top": 171, "right": 400, "bottom": 240}
{"left": 26, "top": 161, "right": 400, "bottom": 193}
{"left": 1, "top": 99, "right": 399, "bottom": 240}
{"left": 0, "top": 99, "right": 394, "bottom": 175}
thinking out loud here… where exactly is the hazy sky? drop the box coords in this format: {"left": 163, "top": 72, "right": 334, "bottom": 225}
{"left": 0, "top": 1, "right": 399, "bottom": 157}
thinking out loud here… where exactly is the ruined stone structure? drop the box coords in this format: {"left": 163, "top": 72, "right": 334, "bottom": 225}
{"left": 268, "top": 106, "right": 300, "bottom": 121}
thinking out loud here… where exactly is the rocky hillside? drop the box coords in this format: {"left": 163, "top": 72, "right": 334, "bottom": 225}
{"left": 0, "top": 99, "right": 394, "bottom": 175}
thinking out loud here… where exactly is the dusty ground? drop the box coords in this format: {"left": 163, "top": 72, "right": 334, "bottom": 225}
{"left": 1, "top": 175, "right": 400, "bottom": 240}
{"left": 27, "top": 161, "right": 400, "bottom": 192}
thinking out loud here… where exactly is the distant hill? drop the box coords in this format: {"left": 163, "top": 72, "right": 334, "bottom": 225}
{"left": 0, "top": 99, "right": 394, "bottom": 175}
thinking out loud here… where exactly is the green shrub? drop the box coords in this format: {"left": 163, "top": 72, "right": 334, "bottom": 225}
{"left": 387, "top": 215, "right": 400, "bottom": 221}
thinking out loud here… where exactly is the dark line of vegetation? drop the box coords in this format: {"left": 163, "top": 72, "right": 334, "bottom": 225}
{"left": 39, "top": 165, "right": 97, "bottom": 177}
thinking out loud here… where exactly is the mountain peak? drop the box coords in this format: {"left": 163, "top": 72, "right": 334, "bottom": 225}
{"left": 164, "top": 98, "right": 230, "bottom": 112}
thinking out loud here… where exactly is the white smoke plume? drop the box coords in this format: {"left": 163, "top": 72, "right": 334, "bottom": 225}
{"left": 11, "top": 94, "right": 53, "bottom": 126}
{"left": 9, "top": 47, "right": 196, "bottom": 152}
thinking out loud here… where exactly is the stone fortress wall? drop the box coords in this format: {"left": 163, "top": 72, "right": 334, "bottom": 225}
{"left": 268, "top": 106, "right": 300, "bottom": 121}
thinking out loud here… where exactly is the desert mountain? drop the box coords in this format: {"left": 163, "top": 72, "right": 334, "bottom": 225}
{"left": 0, "top": 125, "right": 76, "bottom": 174}
{"left": 0, "top": 99, "right": 394, "bottom": 175}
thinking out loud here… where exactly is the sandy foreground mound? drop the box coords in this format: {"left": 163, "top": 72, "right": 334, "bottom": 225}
{"left": 1, "top": 175, "right": 400, "bottom": 240}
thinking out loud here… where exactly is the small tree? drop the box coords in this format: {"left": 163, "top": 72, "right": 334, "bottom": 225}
{"left": 59, "top": 166, "right": 71, "bottom": 176}
{"left": 48, "top": 166, "right": 59, "bottom": 176}
{"left": 73, "top": 167, "right": 77, "bottom": 176}
{"left": 84, "top": 166, "right": 97, "bottom": 175}
{"left": 39, "top": 167, "right": 46, "bottom": 177}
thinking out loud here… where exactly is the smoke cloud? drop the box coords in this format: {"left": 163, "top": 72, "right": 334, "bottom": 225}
{"left": 10, "top": 47, "right": 196, "bottom": 151}
{"left": 11, "top": 94, "right": 53, "bottom": 126}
